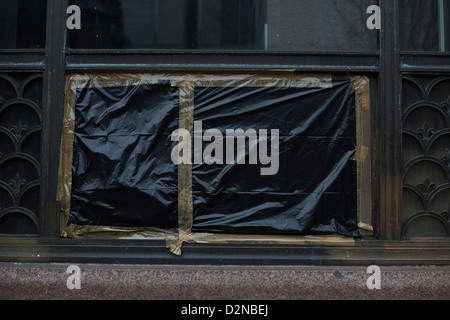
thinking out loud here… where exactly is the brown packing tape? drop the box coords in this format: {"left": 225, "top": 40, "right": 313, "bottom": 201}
{"left": 59, "top": 77, "right": 77, "bottom": 237}
{"left": 60, "top": 71, "right": 333, "bottom": 90}
{"left": 66, "top": 224, "right": 176, "bottom": 240}
{"left": 169, "top": 81, "right": 195, "bottom": 255}
{"left": 183, "top": 233, "right": 355, "bottom": 245}
{"left": 58, "top": 72, "right": 368, "bottom": 255}
{"left": 348, "top": 74, "right": 374, "bottom": 235}
{"left": 192, "top": 73, "right": 332, "bottom": 89}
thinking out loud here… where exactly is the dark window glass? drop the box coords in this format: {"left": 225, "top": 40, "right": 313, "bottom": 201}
{"left": 400, "top": 0, "right": 450, "bottom": 51}
{"left": 67, "top": 0, "right": 378, "bottom": 52}
{"left": 0, "top": 0, "right": 47, "bottom": 49}
{"left": 266, "top": 0, "right": 377, "bottom": 52}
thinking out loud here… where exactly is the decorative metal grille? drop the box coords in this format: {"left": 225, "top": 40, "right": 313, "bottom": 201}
{"left": 402, "top": 75, "right": 450, "bottom": 237}
{"left": 0, "top": 73, "right": 42, "bottom": 235}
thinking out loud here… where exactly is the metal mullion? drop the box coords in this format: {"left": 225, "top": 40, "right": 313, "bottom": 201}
{"left": 378, "top": 0, "right": 403, "bottom": 240}
{"left": 40, "top": 0, "right": 68, "bottom": 237}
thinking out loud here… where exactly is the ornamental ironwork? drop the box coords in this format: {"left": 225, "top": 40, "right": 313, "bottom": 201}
{"left": 402, "top": 75, "right": 450, "bottom": 237}
{"left": 0, "top": 73, "right": 42, "bottom": 235}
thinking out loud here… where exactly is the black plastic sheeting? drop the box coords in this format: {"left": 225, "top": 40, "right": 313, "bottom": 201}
{"left": 69, "top": 81, "right": 179, "bottom": 227}
{"left": 68, "top": 78, "right": 359, "bottom": 237}
{"left": 192, "top": 81, "right": 358, "bottom": 236}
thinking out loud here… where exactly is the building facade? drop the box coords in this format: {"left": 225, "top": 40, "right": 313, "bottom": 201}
{"left": 0, "top": 0, "right": 450, "bottom": 300}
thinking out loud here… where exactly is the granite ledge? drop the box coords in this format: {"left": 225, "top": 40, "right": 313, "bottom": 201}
{"left": 1, "top": 263, "right": 449, "bottom": 300}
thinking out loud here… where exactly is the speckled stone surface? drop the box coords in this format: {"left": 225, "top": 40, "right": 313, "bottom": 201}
{"left": 0, "top": 263, "right": 449, "bottom": 300}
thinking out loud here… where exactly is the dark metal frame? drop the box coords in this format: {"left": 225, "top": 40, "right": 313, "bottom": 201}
{"left": 0, "top": 0, "right": 449, "bottom": 265}
{"left": 378, "top": 0, "right": 402, "bottom": 241}
{"left": 65, "top": 50, "right": 379, "bottom": 72}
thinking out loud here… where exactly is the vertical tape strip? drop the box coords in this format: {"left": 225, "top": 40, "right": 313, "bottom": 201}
{"left": 167, "top": 81, "right": 195, "bottom": 255}
{"left": 59, "top": 77, "right": 77, "bottom": 237}
{"left": 350, "top": 75, "right": 373, "bottom": 234}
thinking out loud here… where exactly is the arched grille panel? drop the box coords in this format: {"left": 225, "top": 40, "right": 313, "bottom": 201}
{"left": 402, "top": 75, "right": 450, "bottom": 238}
{"left": 0, "top": 73, "right": 42, "bottom": 235}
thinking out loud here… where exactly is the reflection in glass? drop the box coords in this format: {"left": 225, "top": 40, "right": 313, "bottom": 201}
{"left": 400, "top": 0, "right": 450, "bottom": 51}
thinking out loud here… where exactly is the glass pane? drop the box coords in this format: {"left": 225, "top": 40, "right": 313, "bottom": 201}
{"left": 267, "top": 0, "right": 377, "bottom": 52}
{"left": 67, "top": 0, "right": 378, "bottom": 52}
{"left": 0, "top": 0, "right": 47, "bottom": 49}
{"left": 400, "top": 0, "right": 450, "bottom": 51}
